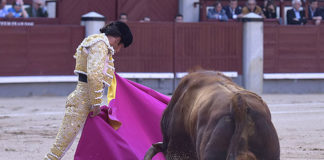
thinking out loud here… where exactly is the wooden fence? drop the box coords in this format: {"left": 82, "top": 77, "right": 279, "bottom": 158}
{"left": 0, "top": 25, "right": 84, "bottom": 76}
{"left": 264, "top": 24, "right": 324, "bottom": 73}
{"left": 1, "top": 21, "right": 324, "bottom": 76}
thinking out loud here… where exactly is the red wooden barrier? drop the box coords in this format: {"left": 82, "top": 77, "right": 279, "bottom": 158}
{"left": 2, "top": 22, "right": 324, "bottom": 76}
{"left": 57, "top": 0, "right": 178, "bottom": 25}
{"left": 115, "top": 22, "right": 243, "bottom": 73}
{"left": 0, "top": 25, "right": 84, "bottom": 76}
{"left": 264, "top": 24, "right": 324, "bottom": 73}
{"left": 115, "top": 22, "right": 174, "bottom": 72}
{"left": 174, "top": 22, "right": 243, "bottom": 73}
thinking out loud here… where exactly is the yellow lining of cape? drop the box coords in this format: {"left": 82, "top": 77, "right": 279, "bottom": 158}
{"left": 107, "top": 75, "right": 121, "bottom": 130}
{"left": 107, "top": 74, "right": 117, "bottom": 105}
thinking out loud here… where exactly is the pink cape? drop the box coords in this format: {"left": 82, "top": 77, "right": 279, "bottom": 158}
{"left": 74, "top": 74, "right": 170, "bottom": 160}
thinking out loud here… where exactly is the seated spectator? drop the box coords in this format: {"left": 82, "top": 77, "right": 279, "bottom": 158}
{"left": 207, "top": 2, "right": 228, "bottom": 21}
{"left": 175, "top": 14, "right": 183, "bottom": 22}
{"left": 26, "top": 0, "right": 48, "bottom": 17}
{"left": 241, "top": 0, "right": 264, "bottom": 17}
{"left": 286, "top": 0, "right": 307, "bottom": 25}
{"left": 0, "top": 0, "right": 8, "bottom": 18}
{"left": 140, "top": 16, "right": 150, "bottom": 22}
{"left": 223, "top": 0, "right": 242, "bottom": 19}
{"left": 7, "top": 0, "right": 28, "bottom": 18}
{"left": 308, "top": 0, "right": 322, "bottom": 25}
{"left": 143, "top": 16, "right": 150, "bottom": 22}
{"left": 263, "top": 0, "right": 277, "bottom": 18}
{"left": 119, "top": 13, "right": 128, "bottom": 22}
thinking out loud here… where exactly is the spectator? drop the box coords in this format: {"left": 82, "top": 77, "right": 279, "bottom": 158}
{"left": 7, "top": 0, "right": 28, "bottom": 18}
{"left": 119, "top": 13, "right": 128, "bottom": 22}
{"left": 142, "top": 16, "right": 150, "bottom": 22}
{"left": 308, "top": 0, "right": 322, "bottom": 25}
{"left": 26, "top": 0, "right": 48, "bottom": 17}
{"left": 207, "top": 2, "right": 228, "bottom": 21}
{"left": 286, "top": 0, "right": 307, "bottom": 25}
{"left": 241, "top": 0, "right": 264, "bottom": 17}
{"left": 223, "top": 0, "right": 242, "bottom": 19}
{"left": 175, "top": 14, "right": 183, "bottom": 22}
{"left": 263, "top": 0, "right": 277, "bottom": 18}
{"left": 0, "top": 0, "right": 8, "bottom": 18}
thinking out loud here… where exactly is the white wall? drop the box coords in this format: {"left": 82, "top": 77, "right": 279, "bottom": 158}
{"left": 178, "top": 0, "right": 200, "bottom": 22}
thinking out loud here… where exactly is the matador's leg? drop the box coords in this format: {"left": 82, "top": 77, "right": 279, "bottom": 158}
{"left": 44, "top": 88, "right": 90, "bottom": 160}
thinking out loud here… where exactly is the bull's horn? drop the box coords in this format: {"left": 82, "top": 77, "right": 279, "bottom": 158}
{"left": 144, "top": 142, "right": 163, "bottom": 160}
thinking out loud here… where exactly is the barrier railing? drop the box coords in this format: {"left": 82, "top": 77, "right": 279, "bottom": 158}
{"left": 1, "top": 22, "right": 324, "bottom": 77}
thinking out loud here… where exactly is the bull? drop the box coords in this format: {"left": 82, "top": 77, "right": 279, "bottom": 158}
{"left": 145, "top": 71, "right": 280, "bottom": 160}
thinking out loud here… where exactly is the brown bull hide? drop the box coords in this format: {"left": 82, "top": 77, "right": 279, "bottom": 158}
{"left": 145, "top": 71, "right": 280, "bottom": 160}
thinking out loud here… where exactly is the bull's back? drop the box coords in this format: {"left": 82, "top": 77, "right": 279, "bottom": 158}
{"left": 161, "top": 71, "right": 279, "bottom": 160}
{"left": 161, "top": 71, "right": 243, "bottom": 159}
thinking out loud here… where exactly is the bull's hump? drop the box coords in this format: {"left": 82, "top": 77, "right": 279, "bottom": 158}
{"left": 217, "top": 81, "right": 243, "bottom": 95}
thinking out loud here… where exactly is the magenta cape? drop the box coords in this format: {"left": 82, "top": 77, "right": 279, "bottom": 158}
{"left": 74, "top": 74, "right": 170, "bottom": 160}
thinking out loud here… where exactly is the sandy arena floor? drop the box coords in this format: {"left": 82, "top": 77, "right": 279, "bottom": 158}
{"left": 0, "top": 94, "right": 324, "bottom": 160}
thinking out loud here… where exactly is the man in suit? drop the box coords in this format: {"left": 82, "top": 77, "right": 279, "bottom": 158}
{"left": 286, "top": 0, "right": 307, "bottom": 25}
{"left": 223, "top": 0, "right": 242, "bottom": 19}
{"left": 26, "top": 0, "right": 48, "bottom": 17}
{"left": 308, "top": 0, "right": 322, "bottom": 25}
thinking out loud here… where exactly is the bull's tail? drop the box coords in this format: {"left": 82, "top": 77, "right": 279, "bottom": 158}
{"left": 144, "top": 142, "right": 163, "bottom": 160}
{"left": 226, "top": 93, "right": 257, "bottom": 160}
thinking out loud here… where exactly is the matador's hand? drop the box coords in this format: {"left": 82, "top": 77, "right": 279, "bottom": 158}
{"left": 90, "top": 105, "right": 101, "bottom": 117}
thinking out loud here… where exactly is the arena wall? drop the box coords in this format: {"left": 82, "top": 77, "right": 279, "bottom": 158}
{"left": 1, "top": 20, "right": 324, "bottom": 95}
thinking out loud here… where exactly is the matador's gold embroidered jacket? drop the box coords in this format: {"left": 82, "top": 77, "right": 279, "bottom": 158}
{"left": 73, "top": 33, "right": 115, "bottom": 107}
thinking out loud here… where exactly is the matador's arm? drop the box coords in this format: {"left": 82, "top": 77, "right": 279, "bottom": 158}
{"left": 87, "top": 41, "right": 110, "bottom": 107}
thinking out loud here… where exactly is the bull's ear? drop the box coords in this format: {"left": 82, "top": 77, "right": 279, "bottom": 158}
{"left": 187, "top": 65, "right": 205, "bottom": 73}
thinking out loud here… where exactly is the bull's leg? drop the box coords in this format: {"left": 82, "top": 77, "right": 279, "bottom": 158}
{"left": 197, "top": 115, "right": 235, "bottom": 160}
{"left": 144, "top": 142, "right": 163, "bottom": 160}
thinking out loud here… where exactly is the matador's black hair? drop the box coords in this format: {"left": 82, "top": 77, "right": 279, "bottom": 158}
{"left": 100, "top": 21, "right": 133, "bottom": 48}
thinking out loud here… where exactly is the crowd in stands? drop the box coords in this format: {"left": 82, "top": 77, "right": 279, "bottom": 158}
{"left": 207, "top": 0, "right": 264, "bottom": 21}
{"left": 1, "top": 0, "right": 323, "bottom": 26}
{"left": 117, "top": 0, "right": 323, "bottom": 25}
{"left": 118, "top": 13, "right": 184, "bottom": 23}
{"left": 0, "top": 0, "right": 48, "bottom": 18}
{"left": 207, "top": 0, "right": 324, "bottom": 25}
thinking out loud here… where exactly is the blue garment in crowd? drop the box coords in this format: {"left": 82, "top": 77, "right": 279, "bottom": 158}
{"left": 0, "top": 8, "right": 8, "bottom": 17}
{"left": 207, "top": 8, "right": 229, "bottom": 21}
{"left": 8, "top": 7, "right": 23, "bottom": 18}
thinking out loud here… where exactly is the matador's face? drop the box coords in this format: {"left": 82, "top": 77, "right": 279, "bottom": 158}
{"left": 109, "top": 37, "right": 124, "bottom": 53}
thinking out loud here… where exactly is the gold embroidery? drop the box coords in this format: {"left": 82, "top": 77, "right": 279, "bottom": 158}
{"left": 44, "top": 82, "right": 91, "bottom": 160}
